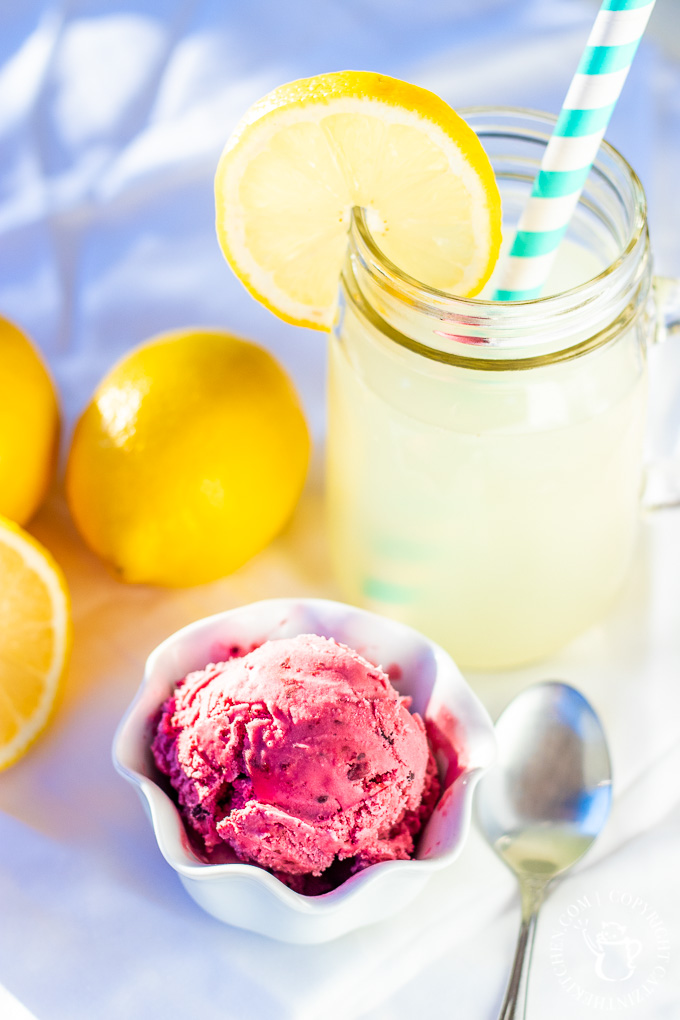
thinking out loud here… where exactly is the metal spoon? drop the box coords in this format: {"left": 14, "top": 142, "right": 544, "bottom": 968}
{"left": 475, "top": 681, "right": 612, "bottom": 1020}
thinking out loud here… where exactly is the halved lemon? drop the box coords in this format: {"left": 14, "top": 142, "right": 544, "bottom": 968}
{"left": 215, "top": 71, "right": 502, "bottom": 329}
{"left": 0, "top": 516, "right": 71, "bottom": 769}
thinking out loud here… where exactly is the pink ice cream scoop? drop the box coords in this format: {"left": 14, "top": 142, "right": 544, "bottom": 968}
{"left": 152, "top": 634, "right": 440, "bottom": 884}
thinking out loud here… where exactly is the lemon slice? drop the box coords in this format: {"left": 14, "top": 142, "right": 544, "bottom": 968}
{"left": 0, "top": 516, "right": 71, "bottom": 769}
{"left": 215, "top": 71, "right": 502, "bottom": 330}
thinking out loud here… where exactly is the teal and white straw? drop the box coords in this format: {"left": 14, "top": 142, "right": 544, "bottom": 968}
{"left": 494, "top": 0, "right": 656, "bottom": 302}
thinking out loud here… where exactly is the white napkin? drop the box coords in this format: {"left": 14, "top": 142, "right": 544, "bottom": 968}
{"left": 0, "top": 986, "right": 39, "bottom": 1020}
{"left": 1, "top": 2, "right": 679, "bottom": 1018}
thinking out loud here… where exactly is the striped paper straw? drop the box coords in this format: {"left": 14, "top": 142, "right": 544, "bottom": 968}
{"left": 494, "top": 0, "right": 656, "bottom": 302}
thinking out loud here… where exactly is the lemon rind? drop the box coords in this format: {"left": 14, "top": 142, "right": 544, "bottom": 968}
{"left": 0, "top": 517, "right": 71, "bottom": 770}
{"left": 215, "top": 71, "right": 502, "bottom": 330}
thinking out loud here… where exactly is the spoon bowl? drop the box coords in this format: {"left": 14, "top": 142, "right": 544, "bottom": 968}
{"left": 476, "top": 681, "right": 612, "bottom": 1019}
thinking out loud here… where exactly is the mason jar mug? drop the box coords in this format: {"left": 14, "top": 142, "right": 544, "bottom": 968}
{"left": 326, "top": 108, "right": 680, "bottom": 670}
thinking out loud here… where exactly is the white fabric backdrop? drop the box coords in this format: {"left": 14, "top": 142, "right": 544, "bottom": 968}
{"left": 1, "top": 2, "right": 679, "bottom": 1018}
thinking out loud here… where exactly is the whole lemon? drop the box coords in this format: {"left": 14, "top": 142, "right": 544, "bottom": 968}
{"left": 0, "top": 317, "right": 59, "bottom": 525}
{"left": 66, "top": 329, "right": 310, "bottom": 586}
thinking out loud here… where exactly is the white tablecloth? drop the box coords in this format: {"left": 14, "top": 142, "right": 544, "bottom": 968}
{"left": 1, "top": 2, "right": 679, "bottom": 1018}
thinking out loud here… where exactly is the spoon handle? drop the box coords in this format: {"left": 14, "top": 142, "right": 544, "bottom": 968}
{"left": 498, "top": 881, "right": 545, "bottom": 1020}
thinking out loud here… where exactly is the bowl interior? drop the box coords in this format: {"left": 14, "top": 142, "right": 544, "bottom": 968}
{"left": 113, "top": 598, "right": 495, "bottom": 890}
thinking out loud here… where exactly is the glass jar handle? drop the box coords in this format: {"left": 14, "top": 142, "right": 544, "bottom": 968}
{"left": 642, "top": 275, "right": 680, "bottom": 510}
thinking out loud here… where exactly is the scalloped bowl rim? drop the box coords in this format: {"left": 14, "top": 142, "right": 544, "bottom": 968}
{"left": 112, "top": 597, "right": 496, "bottom": 919}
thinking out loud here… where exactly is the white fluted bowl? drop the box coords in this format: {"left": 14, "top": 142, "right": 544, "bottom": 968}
{"left": 113, "top": 597, "right": 495, "bottom": 943}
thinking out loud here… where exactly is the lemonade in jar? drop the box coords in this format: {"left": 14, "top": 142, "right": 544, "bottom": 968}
{"left": 327, "top": 110, "right": 652, "bottom": 667}
{"left": 214, "top": 79, "right": 675, "bottom": 671}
